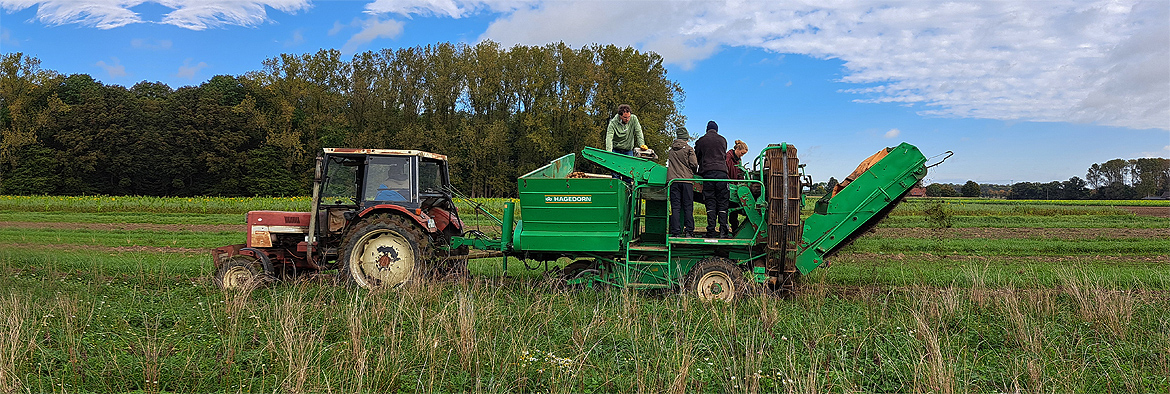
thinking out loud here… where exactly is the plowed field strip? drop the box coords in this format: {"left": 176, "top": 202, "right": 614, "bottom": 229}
{"left": 872, "top": 227, "right": 1168, "bottom": 239}
{"left": 1, "top": 242, "right": 207, "bottom": 254}
{"left": 1122, "top": 206, "right": 1170, "bottom": 218}
{"left": 2, "top": 221, "right": 1166, "bottom": 240}
{"left": 0, "top": 221, "right": 242, "bottom": 232}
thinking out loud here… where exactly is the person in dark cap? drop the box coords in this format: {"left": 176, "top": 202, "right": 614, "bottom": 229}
{"left": 694, "top": 120, "right": 730, "bottom": 238}
{"left": 667, "top": 126, "right": 698, "bottom": 237}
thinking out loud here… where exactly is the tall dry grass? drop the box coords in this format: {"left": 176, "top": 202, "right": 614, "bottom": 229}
{"left": 1057, "top": 269, "right": 1135, "bottom": 339}
{"left": 209, "top": 273, "right": 261, "bottom": 387}
{"left": 134, "top": 314, "right": 170, "bottom": 394}
{"left": 54, "top": 295, "right": 93, "bottom": 385}
{"left": 267, "top": 290, "right": 323, "bottom": 394}
{"left": 456, "top": 290, "right": 477, "bottom": 370}
{"left": 997, "top": 287, "right": 1044, "bottom": 354}
{"left": 909, "top": 291, "right": 956, "bottom": 394}
{"left": 342, "top": 293, "right": 370, "bottom": 393}
{"left": 0, "top": 295, "right": 34, "bottom": 394}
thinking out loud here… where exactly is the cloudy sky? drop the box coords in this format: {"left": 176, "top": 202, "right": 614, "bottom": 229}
{"left": 1, "top": 0, "right": 1167, "bottom": 184}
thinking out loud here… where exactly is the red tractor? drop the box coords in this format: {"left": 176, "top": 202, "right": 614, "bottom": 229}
{"left": 212, "top": 148, "right": 467, "bottom": 289}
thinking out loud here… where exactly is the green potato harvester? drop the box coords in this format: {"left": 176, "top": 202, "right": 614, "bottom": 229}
{"left": 449, "top": 142, "right": 938, "bottom": 301}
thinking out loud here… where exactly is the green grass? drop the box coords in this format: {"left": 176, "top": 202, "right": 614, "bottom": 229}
{"left": 1, "top": 248, "right": 1167, "bottom": 393}
{"left": 0, "top": 196, "right": 1167, "bottom": 393}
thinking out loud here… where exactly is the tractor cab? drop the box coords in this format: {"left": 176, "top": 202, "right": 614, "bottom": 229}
{"left": 313, "top": 148, "right": 459, "bottom": 244}
{"left": 318, "top": 148, "right": 452, "bottom": 212}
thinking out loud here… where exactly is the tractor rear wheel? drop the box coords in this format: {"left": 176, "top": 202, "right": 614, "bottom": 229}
{"left": 214, "top": 255, "right": 272, "bottom": 290}
{"left": 686, "top": 257, "right": 745, "bottom": 302}
{"left": 338, "top": 215, "right": 432, "bottom": 289}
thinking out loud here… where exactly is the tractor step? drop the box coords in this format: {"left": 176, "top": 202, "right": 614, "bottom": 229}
{"left": 629, "top": 244, "right": 668, "bottom": 251}
{"left": 625, "top": 260, "right": 669, "bottom": 267}
{"left": 668, "top": 237, "right": 755, "bottom": 246}
{"left": 627, "top": 283, "right": 672, "bottom": 289}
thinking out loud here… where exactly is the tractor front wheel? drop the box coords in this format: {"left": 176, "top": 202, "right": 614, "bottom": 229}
{"left": 339, "top": 216, "right": 432, "bottom": 289}
{"left": 686, "top": 257, "right": 745, "bottom": 302}
{"left": 214, "top": 255, "right": 272, "bottom": 290}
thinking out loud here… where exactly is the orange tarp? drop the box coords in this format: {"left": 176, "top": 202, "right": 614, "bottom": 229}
{"left": 831, "top": 148, "right": 890, "bottom": 197}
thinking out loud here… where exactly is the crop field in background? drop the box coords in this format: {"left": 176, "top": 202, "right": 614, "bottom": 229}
{"left": 0, "top": 196, "right": 1167, "bottom": 393}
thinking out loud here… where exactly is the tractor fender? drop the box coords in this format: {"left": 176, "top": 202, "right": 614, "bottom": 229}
{"left": 240, "top": 247, "right": 276, "bottom": 276}
{"left": 358, "top": 204, "right": 438, "bottom": 233}
{"left": 426, "top": 207, "right": 463, "bottom": 234}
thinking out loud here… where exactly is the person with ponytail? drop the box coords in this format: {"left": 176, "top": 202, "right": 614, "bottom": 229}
{"left": 724, "top": 140, "right": 750, "bottom": 234}
{"left": 725, "top": 140, "right": 749, "bottom": 180}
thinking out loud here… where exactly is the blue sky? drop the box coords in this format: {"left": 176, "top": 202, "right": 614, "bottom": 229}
{"left": 1, "top": 0, "right": 1167, "bottom": 185}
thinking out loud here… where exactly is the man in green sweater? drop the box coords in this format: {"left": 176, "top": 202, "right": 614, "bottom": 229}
{"left": 605, "top": 104, "right": 646, "bottom": 156}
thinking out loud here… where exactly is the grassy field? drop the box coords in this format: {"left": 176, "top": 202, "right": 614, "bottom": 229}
{"left": 0, "top": 196, "right": 1167, "bottom": 393}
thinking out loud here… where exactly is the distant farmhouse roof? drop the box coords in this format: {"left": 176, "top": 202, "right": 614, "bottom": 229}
{"left": 908, "top": 187, "right": 927, "bottom": 197}
{"left": 1143, "top": 190, "right": 1170, "bottom": 200}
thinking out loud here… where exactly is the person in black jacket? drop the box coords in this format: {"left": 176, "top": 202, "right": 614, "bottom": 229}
{"left": 694, "top": 120, "right": 730, "bottom": 238}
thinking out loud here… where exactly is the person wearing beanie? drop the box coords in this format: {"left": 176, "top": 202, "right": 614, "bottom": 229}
{"left": 694, "top": 120, "right": 731, "bottom": 238}
{"left": 666, "top": 126, "right": 698, "bottom": 237}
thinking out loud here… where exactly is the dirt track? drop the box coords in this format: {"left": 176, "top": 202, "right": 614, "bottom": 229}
{"left": 1122, "top": 206, "right": 1170, "bottom": 218}
{"left": 872, "top": 227, "right": 1168, "bottom": 239}
{"left": 1, "top": 220, "right": 1164, "bottom": 240}
{"left": 0, "top": 221, "right": 241, "bottom": 232}
{"left": 2, "top": 242, "right": 208, "bottom": 254}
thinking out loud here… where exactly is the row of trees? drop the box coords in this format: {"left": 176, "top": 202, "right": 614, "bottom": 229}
{"left": 922, "top": 157, "right": 1169, "bottom": 200}
{"left": 1000, "top": 158, "right": 1168, "bottom": 200}
{"left": 0, "top": 42, "right": 684, "bottom": 197}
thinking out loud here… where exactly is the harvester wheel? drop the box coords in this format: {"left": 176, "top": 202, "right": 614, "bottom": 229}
{"left": 687, "top": 257, "right": 745, "bottom": 302}
{"left": 338, "top": 215, "right": 432, "bottom": 289}
{"left": 214, "top": 255, "right": 272, "bottom": 290}
{"left": 562, "top": 259, "right": 596, "bottom": 280}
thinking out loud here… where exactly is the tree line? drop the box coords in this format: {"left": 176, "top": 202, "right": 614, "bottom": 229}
{"left": 921, "top": 158, "right": 1169, "bottom": 200}
{"left": 0, "top": 42, "right": 684, "bottom": 197}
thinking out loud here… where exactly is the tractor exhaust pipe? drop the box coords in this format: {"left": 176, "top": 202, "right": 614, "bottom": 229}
{"left": 305, "top": 155, "right": 324, "bottom": 269}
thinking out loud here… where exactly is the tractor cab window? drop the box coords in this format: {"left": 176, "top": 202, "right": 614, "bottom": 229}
{"left": 321, "top": 156, "right": 359, "bottom": 206}
{"left": 365, "top": 156, "right": 413, "bottom": 202}
{"left": 418, "top": 159, "right": 446, "bottom": 194}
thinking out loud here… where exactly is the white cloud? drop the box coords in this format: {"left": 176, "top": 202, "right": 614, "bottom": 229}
{"left": 1, "top": 0, "right": 309, "bottom": 29}
{"left": 95, "top": 57, "right": 127, "bottom": 77}
{"left": 328, "top": 20, "right": 345, "bottom": 35}
{"left": 884, "top": 128, "right": 900, "bottom": 139}
{"left": 2, "top": 0, "right": 145, "bottom": 28}
{"left": 1138, "top": 145, "right": 1170, "bottom": 158}
{"left": 156, "top": 0, "right": 310, "bottom": 30}
{"left": 340, "top": 16, "right": 404, "bottom": 54}
{"left": 0, "top": 27, "right": 14, "bottom": 47}
{"left": 365, "top": 0, "right": 1169, "bottom": 131}
{"left": 284, "top": 28, "right": 305, "bottom": 47}
{"left": 175, "top": 58, "right": 207, "bottom": 79}
{"left": 131, "top": 38, "right": 171, "bottom": 49}
{"left": 364, "top": 0, "right": 531, "bottom": 19}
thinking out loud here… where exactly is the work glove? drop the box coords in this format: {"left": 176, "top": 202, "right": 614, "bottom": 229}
{"left": 639, "top": 145, "right": 648, "bottom": 150}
